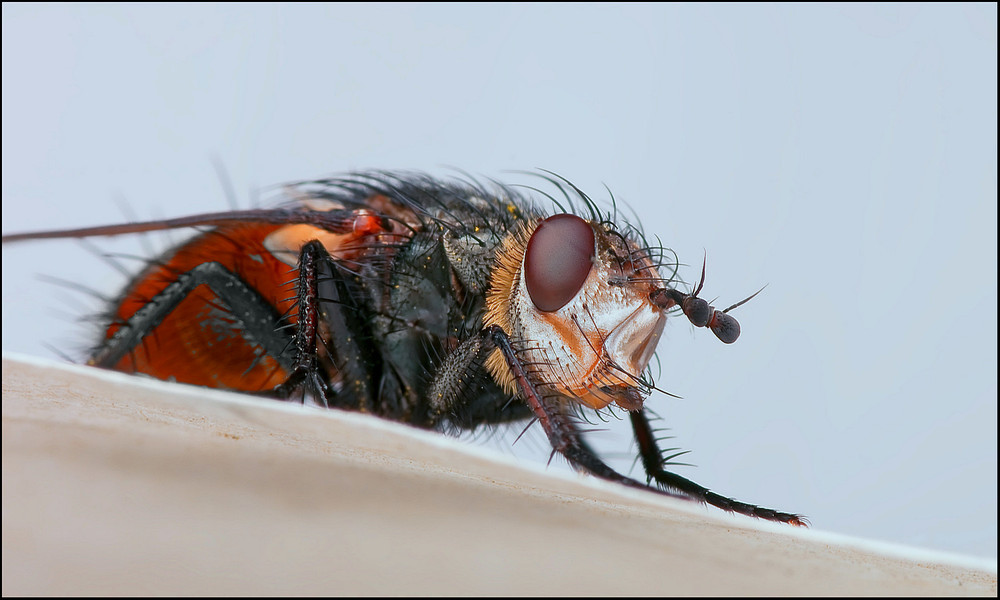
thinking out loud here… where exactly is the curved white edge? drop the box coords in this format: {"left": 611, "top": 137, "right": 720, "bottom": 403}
{"left": 3, "top": 349, "right": 996, "bottom": 576}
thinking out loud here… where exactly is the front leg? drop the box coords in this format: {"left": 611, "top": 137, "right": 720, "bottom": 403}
{"left": 485, "top": 324, "right": 807, "bottom": 525}
{"left": 629, "top": 410, "right": 807, "bottom": 526}
{"left": 483, "top": 325, "right": 686, "bottom": 497}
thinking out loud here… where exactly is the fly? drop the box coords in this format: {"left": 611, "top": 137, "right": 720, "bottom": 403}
{"left": 1, "top": 170, "right": 806, "bottom": 526}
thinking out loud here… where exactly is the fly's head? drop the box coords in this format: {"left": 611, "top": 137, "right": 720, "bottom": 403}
{"left": 485, "top": 213, "right": 667, "bottom": 412}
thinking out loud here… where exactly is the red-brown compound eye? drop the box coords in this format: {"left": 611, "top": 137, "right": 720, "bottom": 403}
{"left": 524, "top": 214, "right": 595, "bottom": 312}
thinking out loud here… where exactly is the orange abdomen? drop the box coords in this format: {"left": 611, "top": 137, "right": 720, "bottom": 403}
{"left": 105, "top": 223, "right": 295, "bottom": 391}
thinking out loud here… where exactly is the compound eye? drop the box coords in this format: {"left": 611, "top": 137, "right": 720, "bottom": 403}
{"left": 524, "top": 214, "right": 595, "bottom": 312}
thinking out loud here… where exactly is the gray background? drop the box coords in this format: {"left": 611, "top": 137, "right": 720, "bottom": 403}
{"left": 2, "top": 4, "right": 996, "bottom": 560}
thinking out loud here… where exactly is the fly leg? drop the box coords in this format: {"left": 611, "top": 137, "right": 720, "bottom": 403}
{"left": 90, "top": 240, "right": 377, "bottom": 408}
{"left": 486, "top": 324, "right": 806, "bottom": 525}
{"left": 271, "top": 240, "right": 379, "bottom": 409}
{"left": 630, "top": 410, "right": 808, "bottom": 525}
{"left": 483, "top": 325, "right": 687, "bottom": 498}
{"left": 269, "top": 240, "right": 330, "bottom": 403}
{"left": 428, "top": 334, "right": 489, "bottom": 419}
{"left": 427, "top": 333, "right": 531, "bottom": 428}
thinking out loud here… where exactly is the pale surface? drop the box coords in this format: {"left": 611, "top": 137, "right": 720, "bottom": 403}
{"left": 2, "top": 355, "right": 996, "bottom": 596}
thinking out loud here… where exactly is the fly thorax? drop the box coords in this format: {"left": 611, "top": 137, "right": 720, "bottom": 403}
{"left": 262, "top": 198, "right": 418, "bottom": 268}
{"left": 443, "top": 228, "right": 503, "bottom": 296}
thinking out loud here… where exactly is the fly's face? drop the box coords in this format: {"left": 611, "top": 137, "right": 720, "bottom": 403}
{"left": 486, "top": 213, "right": 666, "bottom": 412}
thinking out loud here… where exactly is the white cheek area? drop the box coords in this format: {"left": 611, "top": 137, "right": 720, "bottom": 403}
{"left": 513, "top": 260, "right": 664, "bottom": 386}
{"left": 604, "top": 302, "right": 666, "bottom": 377}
